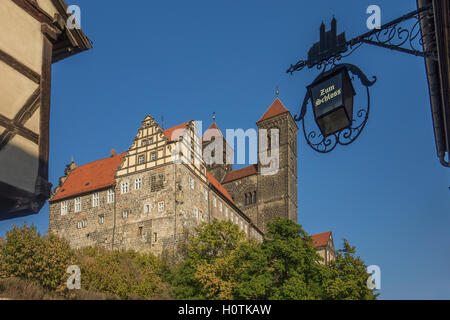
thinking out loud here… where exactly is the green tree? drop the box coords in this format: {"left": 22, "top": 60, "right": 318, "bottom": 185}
{"left": 323, "top": 239, "right": 378, "bottom": 300}
{"left": 76, "top": 247, "right": 170, "bottom": 300}
{"left": 0, "top": 224, "right": 75, "bottom": 293}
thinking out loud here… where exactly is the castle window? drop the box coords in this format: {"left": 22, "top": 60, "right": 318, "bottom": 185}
{"left": 153, "top": 232, "right": 158, "bottom": 243}
{"left": 244, "top": 193, "right": 248, "bottom": 205}
{"left": 77, "top": 221, "right": 82, "bottom": 229}
{"left": 240, "top": 220, "right": 243, "bottom": 230}
{"left": 144, "top": 203, "right": 151, "bottom": 213}
{"left": 189, "top": 176, "right": 195, "bottom": 189}
{"left": 135, "top": 178, "right": 142, "bottom": 190}
{"left": 230, "top": 211, "right": 233, "bottom": 221}
{"left": 204, "top": 188, "right": 208, "bottom": 200}
{"left": 235, "top": 216, "right": 239, "bottom": 225}
{"left": 61, "top": 201, "right": 68, "bottom": 215}
{"left": 219, "top": 202, "right": 222, "bottom": 212}
{"left": 213, "top": 196, "right": 217, "bottom": 207}
{"left": 225, "top": 207, "right": 228, "bottom": 219}
{"left": 122, "top": 210, "right": 129, "bottom": 219}
{"left": 107, "top": 189, "right": 115, "bottom": 203}
{"left": 99, "top": 215, "right": 104, "bottom": 224}
{"left": 253, "top": 191, "right": 257, "bottom": 204}
{"left": 142, "top": 140, "right": 147, "bottom": 147}
{"left": 199, "top": 210, "right": 203, "bottom": 220}
{"left": 138, "top": 227, "right": 143, "bottom": 236}
{"left": 138, "top": 154, "right": 145, "bottom": 164}
{"left": 151, "top": 174, "right": 164, "bottom": 192}
{"left": 75, "top": 197, "right": 81, "bottom": 212}
{"left": 244, "top": 224, "right": 248, "bottom": 234}
{"left": 92, "top": 193, "right": 99, "bottom": 207}
{"left": 151, "top": 152, "right": 157, "bottom": 161}
{"left": 158, "top": 201, "right": 165, "bottom": 213}
{"left": 194, "top": 207, "right": 198, "bottom": 219}
{"left": 121, "top": 182, "right": 129, "bottom": 194}
{"left": 82, "top": 219, "right": 87, "bottom": 228}
{"left": 149, "top": 137, "right": 153, "bottom": 144}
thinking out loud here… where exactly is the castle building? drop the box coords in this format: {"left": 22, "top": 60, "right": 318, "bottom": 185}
{"left": 49, "top": 98, "right": 335, "bottom": 262}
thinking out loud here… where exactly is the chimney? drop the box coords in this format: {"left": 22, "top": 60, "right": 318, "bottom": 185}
{"left": 110, "top": 149, "right": 117, "bottom": 157}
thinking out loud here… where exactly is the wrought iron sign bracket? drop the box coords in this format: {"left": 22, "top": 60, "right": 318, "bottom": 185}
{"left": 286, "top": 4, "right": 436, "bottom": 75}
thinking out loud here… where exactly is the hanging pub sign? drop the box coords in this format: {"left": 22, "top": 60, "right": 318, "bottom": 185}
{"left": 308, "top": 66, "right": 355, "bottom": 136}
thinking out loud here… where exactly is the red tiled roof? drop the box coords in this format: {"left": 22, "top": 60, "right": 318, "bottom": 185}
{"left": 311, "top": 231, "right": 332, "bottom": 248}
{"left": 222, "top": 164, "right": 258, "bottom": 184}
{"left": 207, "top": 171, "right": 234, "bottom": 203}
{"left": 161, "top": 122, "right": 189, "bottom": 141}
{"left": 202, "top": 122, "right": 223, "bottom": 142}
{"left": 257, "top": 98, "right": 289, "bottom": 123}
{"left": 51, "top": 153, "right": 126, "bottom": 202}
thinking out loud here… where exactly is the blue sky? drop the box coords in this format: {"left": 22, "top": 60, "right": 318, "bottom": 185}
{"left": 1, "top": 0, "right": 449, "bottom": 299}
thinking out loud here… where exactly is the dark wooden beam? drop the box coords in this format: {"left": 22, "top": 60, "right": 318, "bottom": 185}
{"left": 38, "top": 35, "right": 53, "bottom": 181}
{"left": 0, "top": 114, "right": 39, "bottom": 146}
{"left": 11, "top": 0, "right": 53, "bottom": 25}
{"left": 0, "top": 48, "right": 41, "bottom": 84}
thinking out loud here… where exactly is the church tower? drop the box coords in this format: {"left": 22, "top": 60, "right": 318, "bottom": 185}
{"left": 202, "top": 122, "right": 233, "bottom": 182}
{"left": 256, "top": 98, "right": 298, "bottom": 232}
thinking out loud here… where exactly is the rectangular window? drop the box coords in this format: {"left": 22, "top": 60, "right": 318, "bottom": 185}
{"left": 219, "top": 202, "right": 222, "bottom": 212}
{"left": 122, "top": 210, "right": 129, "bottom": 219}
{"left": 138, "top": 227, "right": 143, "bottom": 236}
{"left": 99, "top": 215, "right": 104, "bottom": 224}
{"left": 189, "top": 176, "right": 195, "bottom": 189}
{"left": 244, "top": 224, "right": 248, "bottom": 234}
{"left": 77, "top": 221, "right": 82, "bottom": 229}
{"left": 82, "top": 219, "right": 87, "bottom": 228}
{"left": 230, "top": 211, "right": 233, "bottom": 221}
{"left": 142, "top": 140, "right": 147, "bottom": 147}
{"left": 135, "top": 178, "right": 142, "bottom": 190}
{"left": 194, "top": 207, "right": 198, "bottom": 219}
{"left": 107, "top": 189, "right": 115, "bottom": 203}
{"left": 225, "top": 207, "right": 228, "bottom": 219}
{"left": 121, "top": 182, "right": 129, "bottom": 194}
{"left": 213, "top": 196, "right": 217, "bottom": 207}
{"left": 240, "top": 220, "right": 243, "bottom": 230}
{"left": 138, "top": 154, "right": 145, "bottom": 164}
{"left": 158, "top": 201, "right": 165, "bottom": 213}
{"left": 144, "top": 203, "right": 151, "bottom": 213}
{"left": 61, "top": 201, "right": 68, "bottom": 215}
{"left": 153, "top": 232, "right": 158, "bottom": 242}
{"left": 149, "top": 137, "right": 153, "bottom": 144}
{"left": 235, "top": 216, "right": 239, "bottom": 225}
{"left": 75, "top": 197, "right": 81, "bottom": 212}
{"left": 151, "top": 152, "right": 156, "bottom": 161}
{"left": 92, "top": 193, "right": 99, "bottom": 207}
{"left": 199, "top": 210, "right": 203, "bottom": 220}
{"left": 204, "top": 188, "right": 208, "bottom": 200}
{"left": 150, "top": 173, "right": 165, "bottom": 192}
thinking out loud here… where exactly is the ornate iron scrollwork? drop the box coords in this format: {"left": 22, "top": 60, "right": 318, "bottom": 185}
{"left": 287, "top": 5, "right": 435, "bottom": 75}
{"left": 295, "top": 63, "right": 376, "bottom": 153}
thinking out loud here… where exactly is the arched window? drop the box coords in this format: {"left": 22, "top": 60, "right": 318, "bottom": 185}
{"left": 253, "top": 191, "right": 257, "bottom": 204}
{"left": 248, "top": 192, "right": 252, "bottom": 204}
{"left": 244, "top": 193, "right": 248, "bottom": 205}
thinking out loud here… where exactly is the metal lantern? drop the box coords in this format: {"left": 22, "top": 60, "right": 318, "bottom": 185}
{"left": 308, "top": 66, "right": 355, "bottom": 136}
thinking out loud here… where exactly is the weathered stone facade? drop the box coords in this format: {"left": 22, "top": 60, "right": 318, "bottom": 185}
{"left": 49, "top": 116, "right": 263, "bottom": 257}
{"left": 221, "top": 99, "right": 298, "bottom": 233}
